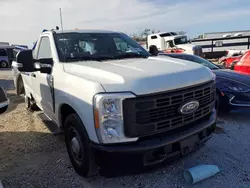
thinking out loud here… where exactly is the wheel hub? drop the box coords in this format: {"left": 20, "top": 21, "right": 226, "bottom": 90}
{"left": 1, "top": 62, "right": 7, "bottom": 68}
{"left": 71, "top": 137, "right": 81, "bottom": 156}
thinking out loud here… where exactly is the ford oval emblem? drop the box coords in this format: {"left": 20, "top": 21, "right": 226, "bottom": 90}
{"left": 179, "top": 101, "right": 199, "bottom": 115}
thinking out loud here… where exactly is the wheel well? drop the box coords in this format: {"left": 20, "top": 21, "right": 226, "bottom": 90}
{"left": 60, "top": 104, "right": 76, "bottom": 127}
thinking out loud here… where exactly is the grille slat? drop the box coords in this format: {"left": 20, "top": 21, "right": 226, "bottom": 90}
{"left": 123, "top": 81, "right": 215, "bottom": 137}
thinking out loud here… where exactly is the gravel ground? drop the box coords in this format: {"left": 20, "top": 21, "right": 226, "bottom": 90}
{"left": 1, "top": 70, "right": 250, "bottom": 188}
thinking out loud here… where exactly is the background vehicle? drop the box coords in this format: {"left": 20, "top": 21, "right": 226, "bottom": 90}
{"left": 12, "top": 47, "right": 29, "bottom": 95}
{"left": 16, "top": 29, "right": 216, "bottom": 177}
{"left": 0, "top": 48, "right": 9, "bottom": 68}
{"left": 147, "top": 32, "right": 203, "bottom": 56}
{"left": 219, "top": 55, "right": 242, "bottom": 69}
{"left": 0, "top": 87, "right": 9, "bottom": 114}
{"left": 231, "top": 51, "right": 250, "bottom": 75}
{"left": 192, "top": 34, "right": 250, "bottom": 59}
{"left": 158, "top": 53, "right": 250, "bottom": 112}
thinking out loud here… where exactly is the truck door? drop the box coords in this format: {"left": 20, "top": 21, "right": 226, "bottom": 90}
{"left": 32, "top": 36, "right": 55, "bottom": 120}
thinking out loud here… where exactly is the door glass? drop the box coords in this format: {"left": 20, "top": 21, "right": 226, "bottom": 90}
{"left": 0, "top": 49, "right": 7, "bottom": 56}
{"left": 37, "top": 37, "right": 52, "bottom": 59}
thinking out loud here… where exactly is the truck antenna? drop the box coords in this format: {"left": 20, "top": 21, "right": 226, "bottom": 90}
{"left": 59, "top": 8, "right": 67, "bottom": 63}
{"left": 60, "top": 8, "right": 64, "bottom": 32}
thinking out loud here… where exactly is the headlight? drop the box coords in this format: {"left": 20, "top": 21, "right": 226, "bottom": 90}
{"left": 93, "top": 93, "right": 138, "bottom": 144}
{"left": 221, "top": 79, "right": 250, "bottom": 92}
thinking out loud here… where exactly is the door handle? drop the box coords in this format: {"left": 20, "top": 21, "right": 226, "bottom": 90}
{"left": 31, "top": 73, "right": 36, "bottom": 78}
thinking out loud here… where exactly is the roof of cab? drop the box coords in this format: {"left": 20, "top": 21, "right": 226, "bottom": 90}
{"left": 51, "top": 29, "right": 122, "bottom": 34}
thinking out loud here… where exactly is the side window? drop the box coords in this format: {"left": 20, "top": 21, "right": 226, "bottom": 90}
{"left": 151, "top": 35, "right": 157, "bottom": 39}
{"left": 0, "top": 49, "right": 7, "bottom": 56}
{"left": 166, "top": 41, "right": 174, "bottom": 48}
{"left": 37, "top": 37, "right": 52, "bottom": 59}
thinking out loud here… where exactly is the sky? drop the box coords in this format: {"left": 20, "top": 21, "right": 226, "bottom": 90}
{"left": 1, "top": 0, "right": 250, "bottom": 47}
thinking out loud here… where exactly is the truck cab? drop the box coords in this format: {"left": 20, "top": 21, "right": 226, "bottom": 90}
{"left": 147, "top": 32, "right": 203, "bottom": 56}
{"left": 16, "top": 29, "right": 216, "bottom": 177}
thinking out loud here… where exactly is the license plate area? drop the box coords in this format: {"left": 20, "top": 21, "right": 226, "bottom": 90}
{"left": 180, "top": 135, "right": 200, "bottom": 156}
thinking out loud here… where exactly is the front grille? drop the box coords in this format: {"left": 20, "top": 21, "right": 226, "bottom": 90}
{"left": 123, "top": 81, "right": 215, "bottom": 137}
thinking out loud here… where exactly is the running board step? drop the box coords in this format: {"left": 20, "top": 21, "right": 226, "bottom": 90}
{"left": 37, "top": 113, "right": 63, "bottom": 135}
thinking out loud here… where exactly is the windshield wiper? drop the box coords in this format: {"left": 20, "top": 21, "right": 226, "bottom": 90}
{"left": 113, "top": 53, "right": 148, "bottom": 59}
{"left": 64, "top": 55, "right": 115, "bottom": 62}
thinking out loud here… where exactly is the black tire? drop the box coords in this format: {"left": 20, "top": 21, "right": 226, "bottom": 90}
{"left": 25, "top": 95, "right": 31, "bottom": 110}
{"left": 64, "top": 113, "right": 98, "bottom": 177}
{"left": 25, "top": 95, "right": 38, "bottom": 111}
{"left": 0, "top": 61, "right": 8, "bottom": 68}
{"left": 16, "top": 76, "right": 25, "bottom": 95}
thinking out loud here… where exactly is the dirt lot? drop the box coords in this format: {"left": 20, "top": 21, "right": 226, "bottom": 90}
{"left": 1, "top": 70, "right": 250, "bottom": 188}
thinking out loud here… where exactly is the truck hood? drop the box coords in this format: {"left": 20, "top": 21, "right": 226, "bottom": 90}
{"left": 63, "top": 57, "right": 213, "bottom": 95}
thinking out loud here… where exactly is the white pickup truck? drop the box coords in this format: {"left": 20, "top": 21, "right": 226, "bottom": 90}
{"left": 16, "top": 29, "right": 216, "bottom": 177}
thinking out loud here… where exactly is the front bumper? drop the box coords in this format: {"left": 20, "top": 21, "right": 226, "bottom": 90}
{"left": 91, "top": 109, "right": 216, "bottom": 153}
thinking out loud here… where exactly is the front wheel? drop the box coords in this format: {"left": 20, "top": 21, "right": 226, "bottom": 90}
{"left": 64, "top": 113, "right": 98, "bottom": 177}
{"left": 0, "top": 61, "right": 8, "bottom": 68}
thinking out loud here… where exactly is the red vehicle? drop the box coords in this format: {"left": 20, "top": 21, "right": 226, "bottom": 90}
{"left": 219, "top": 55, "right": 242, "bottom": 68}
{"left": 232, "top": 50, "right": 250, "bottom": 75}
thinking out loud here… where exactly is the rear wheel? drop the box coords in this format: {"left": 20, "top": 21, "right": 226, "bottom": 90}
{"left": 24, "top": 94, "right": 38, "bottom": 111}
{"left": 0, "top": 61, "right": 8, "bottom": 68}
{"left": 64, "top": 113, "right": 98, "bottom": 177}
{"left": 16, "top": 76, "right": 25, "bottom": 95}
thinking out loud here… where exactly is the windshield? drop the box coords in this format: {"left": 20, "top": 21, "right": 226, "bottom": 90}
{"left": 182, "top": 55, "right": 219, "bottom": 70}
{"left": 161, "top": 54, "right": 219, "bottom": 70}
{"left": 54, "top": 32, "right": 150, "bottom": 62}
{"left": 174, "top": 36, "right": 188, "bottom": 45}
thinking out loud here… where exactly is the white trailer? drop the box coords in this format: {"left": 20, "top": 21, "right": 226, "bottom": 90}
{"left": 192, "top": 35, "right": 250, "bottom": 59}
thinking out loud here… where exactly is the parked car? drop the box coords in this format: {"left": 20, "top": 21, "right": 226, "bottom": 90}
{"left": 231, "top": 50, "right": 250, "bottom": 75}
{"left": 0, "top": 87, "right": 9, "bottom": 114}
{"left": 219, "top": 55, "right": 242, "bottom": 69}
{"left": 16, "top": 29, "right": 216, "bottom": 177}
{"left": 158, "top": 53, "right": 250, "bottom": 112}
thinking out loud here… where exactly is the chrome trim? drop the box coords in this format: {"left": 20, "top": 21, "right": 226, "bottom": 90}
{"left": 229, "top": 95, "right": 250, "bottom": 107}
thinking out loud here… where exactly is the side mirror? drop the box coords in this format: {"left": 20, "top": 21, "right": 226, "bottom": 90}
{"left": 17, "top": 50, "right": 53, "bottom": 74}
{"left": 0, "top": 87, "right": 9, "bottom": 114}
{"left": 34, "top": 58, "right": 53, "bottom": 74}
{"left": 16, "top": 50, "right": 35, "bottom": 72}
{"left": 149, "top": 45, "right": 159, "bottom": 56}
